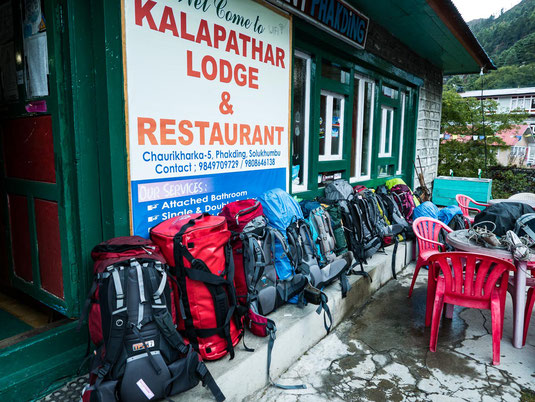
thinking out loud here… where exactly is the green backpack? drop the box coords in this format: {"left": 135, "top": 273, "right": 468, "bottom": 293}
{"left": 319, "top": 201, "right": 348, "bottom": 255}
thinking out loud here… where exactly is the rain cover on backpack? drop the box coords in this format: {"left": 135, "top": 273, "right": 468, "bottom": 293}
{"left": 325, "top": 179, "right": 354, "bottom": 201}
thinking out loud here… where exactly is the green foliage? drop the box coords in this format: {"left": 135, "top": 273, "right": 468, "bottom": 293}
{"left": 441, "top": 90, "right": 527, "bottom": 137}
{"left": 438, "top": 90, "right": 528, "bottom": 177}
{"left": 468, "top": 0, "right": 535, "bottom": 66}
{"left": 444, "top": 0, "right": 535, "bottom": 91}
{"left": 445, "top": 64, "right": 535, "bottom": 91}
{"left": 438, "top": 140, "right": 500, "bottom": 177}
{"left": 496, "top": 32, "right": 535, "bottom": 66}
{"left": 470, "top": 64, "right": 535, "bottom": 90}
{"left": 490, "top": 169, "right": 534, "bottom": 199}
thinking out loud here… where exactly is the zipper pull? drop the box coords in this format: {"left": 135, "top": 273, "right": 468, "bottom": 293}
{"left": 141, "top": 246, "right": 153, "bottom": 255}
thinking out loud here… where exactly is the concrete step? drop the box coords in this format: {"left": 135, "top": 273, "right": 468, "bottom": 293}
{"left": 173, "top": 241, "right": 414, "bottom": 401}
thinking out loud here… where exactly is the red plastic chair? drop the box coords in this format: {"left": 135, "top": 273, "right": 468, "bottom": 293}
{"left": 411, "top": 217, "right": 453, "bottom": 327}
{"left": 512, "top": 267, "right": 535, "bottom": 346}
{"left": 524, "top": 281, "right": 535, "bottom": 345}
{"left": 456, "top": 194, "right": 490, "bottom": 224}
{"left": 428, "top": 252, "right": 515, "bottom": 365}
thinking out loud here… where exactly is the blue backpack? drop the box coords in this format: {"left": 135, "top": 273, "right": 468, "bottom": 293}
{"left": 259, "top": 188, "right": 303, "bottom": 281}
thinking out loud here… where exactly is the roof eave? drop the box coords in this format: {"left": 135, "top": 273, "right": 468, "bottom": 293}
{"left": 426, "top": 0, "right": 497, "bottom": 73}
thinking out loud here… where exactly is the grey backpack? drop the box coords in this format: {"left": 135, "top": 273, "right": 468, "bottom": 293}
{"left": 325, "top": 179, "right": 354, "bottom": 201}
{"left": 515, "top": 213, "right": 535, "bottom": 244}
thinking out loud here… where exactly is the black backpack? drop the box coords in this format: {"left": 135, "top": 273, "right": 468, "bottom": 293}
{"left": 81, "top": 237, "right": 224, "bottom": 402}
{"left": 323, "top": 180, "right": 374, "bottom": 278}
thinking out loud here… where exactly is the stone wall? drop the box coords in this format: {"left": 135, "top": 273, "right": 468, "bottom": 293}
{"left": 366, "top": 22, "right": 444, "bottom": 189}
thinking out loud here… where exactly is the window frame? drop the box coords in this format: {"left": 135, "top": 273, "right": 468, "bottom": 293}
{"left": 291, "top": 50, "right": 312, "bottom": 194}
{"left": 351, "top": 74, "right": 375, "bottom": 182}
{"left": 318, "top": 89, "right": 346, "bottom": 162}
{"left": 378, "top": 106, "right": 394, "bottom": 158}
{"left": 396, "top": 91, "right": 407, "bottom": 175}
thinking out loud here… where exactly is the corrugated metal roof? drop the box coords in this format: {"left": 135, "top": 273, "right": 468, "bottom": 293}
{"left": 460, "top": 88, "right": 535, "bottom": 98}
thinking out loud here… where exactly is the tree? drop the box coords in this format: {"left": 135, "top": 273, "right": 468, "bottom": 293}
{"left": 438, "top": 90, "right": 528, "bottom": 177}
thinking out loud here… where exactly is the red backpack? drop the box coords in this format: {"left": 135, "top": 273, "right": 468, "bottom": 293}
{"left": 150, "top": 214, "right": 242, "bottom": 361}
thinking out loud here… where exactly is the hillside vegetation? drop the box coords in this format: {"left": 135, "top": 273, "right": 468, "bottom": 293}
{"left": 446, "top": 0, "right": 535, "bottom": 91}
{"left": 468, "top": 0, "right": 535, "bottom": 67}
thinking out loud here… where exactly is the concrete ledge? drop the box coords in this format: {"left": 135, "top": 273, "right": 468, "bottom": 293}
{"left": 173, "top": 241, "right": 414, "bottom": 401}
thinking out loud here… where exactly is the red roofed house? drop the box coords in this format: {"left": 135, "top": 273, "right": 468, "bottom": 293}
{"left": 495, "top": 125, "right": 535, "bottom": 167}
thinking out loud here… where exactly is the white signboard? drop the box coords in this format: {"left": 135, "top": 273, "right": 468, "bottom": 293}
{"left": 123, "top": 0, "right": 291, "bottom": 235}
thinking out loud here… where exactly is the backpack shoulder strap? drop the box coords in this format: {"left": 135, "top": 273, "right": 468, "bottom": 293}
{"left": 96, "top": 264, "right": 128, "bottom": 385}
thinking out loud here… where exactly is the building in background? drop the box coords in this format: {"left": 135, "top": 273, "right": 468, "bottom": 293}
{"left": 459, "top": 87, "right": 535, "bottom": 130}
{"left": 495, "top": 125, "right": 535, "bottom": 166}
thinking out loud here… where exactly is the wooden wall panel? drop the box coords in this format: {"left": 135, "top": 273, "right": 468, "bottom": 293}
{"left": 2, "top": 116, "right": 56, "bottom": 183}
{"left": 8, "top": 195, "right": 32, "bottom": 282}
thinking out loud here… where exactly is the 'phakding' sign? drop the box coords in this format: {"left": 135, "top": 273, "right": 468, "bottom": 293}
{"left": 272, "top": 0, "right": 368, "bottom": 49}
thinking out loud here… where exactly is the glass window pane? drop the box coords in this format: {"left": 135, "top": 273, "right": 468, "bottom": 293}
{"left": 362, "top": 82, "right": 373, "bottom": 176}
{"left": 379, "top": 106, "right": 394, "bottom": 157}
{"left": 378, "top": 164, "right": 395, "bottom": 177}
{"left": 351, "top": 81, "right": 360, "bottom": 177}
{"left": 382, "top": 85, "right": 398, "bottom": 99}
{"left": 385, "top": 109, "right": 392, "bottom": 154}
{"left": 319, "top": 94, "right": 326, "bottom": 156}
{"left": 331, "top": 97, "right": 342, "bottom": 155}
{"left": 321, "top": 59, "right": 350, "bottom": 84}
{"left": 397, "top": 92, "right": 407, "bottom": 175}
{"left": 292, "top": 55, "right": 308, "bottom": 187}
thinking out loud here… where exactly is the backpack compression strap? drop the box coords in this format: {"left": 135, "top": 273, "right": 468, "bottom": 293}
{"left": 266, "top": 320, "right": 306, "bottom": 390}
{"left": 173, "top": 220, "right": 238, "bottom": 359}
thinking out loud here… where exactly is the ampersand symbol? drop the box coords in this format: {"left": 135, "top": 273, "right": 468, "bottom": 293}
{"left": 219, "top": 92, "right": 234, "bottom": 115}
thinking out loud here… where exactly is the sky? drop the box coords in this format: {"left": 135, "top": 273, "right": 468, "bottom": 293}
{"left": 452, "top": 0, "right": 522, "bottom": 22}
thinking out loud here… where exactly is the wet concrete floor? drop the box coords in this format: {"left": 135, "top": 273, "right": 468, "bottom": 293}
{"left": 249, "top": 265, "right": 535, "bottom": 402}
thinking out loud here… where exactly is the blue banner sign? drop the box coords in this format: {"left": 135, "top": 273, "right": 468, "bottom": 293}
{"left": 131, "top": 168, "right": 285, "bottom": 236}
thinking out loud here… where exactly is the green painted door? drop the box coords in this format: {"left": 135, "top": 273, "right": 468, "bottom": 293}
{"left": 1, "top": 0, "right": 80, "bottom": 317}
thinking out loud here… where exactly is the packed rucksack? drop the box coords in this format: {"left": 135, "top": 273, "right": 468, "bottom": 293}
{"left": 219, "top": 199, "right": 308, "bottom": 330}
{"left": 320, "top": 201, "right": 348, "bottom": 254}
{"left": 438, "top": 205, "right": 469, "bottom": 230}
{"left": 448, "top": 214, "right": 470, "bottom": 231}
{"left": 375, "top": 184, "right": 411, "bottom": 235}
{"left": 219, "top": 199, "right": 264, "bottom": 307}
{"left": 413, "top": 201, "right": 439, "bottom": 221}
{"left": 322, "top": 180, "right": 373, "bottom": 276}
{"left": 150, "top": 214, "right": 242, "bottom": 361}
{"left": 386, "top": 179, "right": 417, "bottom": 224}
{"left": 259, "top": 188, "right": 304, "bottom": 283}
{"left": 300, "top": 200, "right": 339, "bottom": 265}
{"left": 81, "top": 236, "right": 224, "bottom": 402}
{"left": 515, "top": 213, "right": 535, "bottom": 245}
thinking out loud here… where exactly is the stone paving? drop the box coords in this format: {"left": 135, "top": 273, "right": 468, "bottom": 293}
{"left": 248, "top": 266, "right": 535, "bottom": 402}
